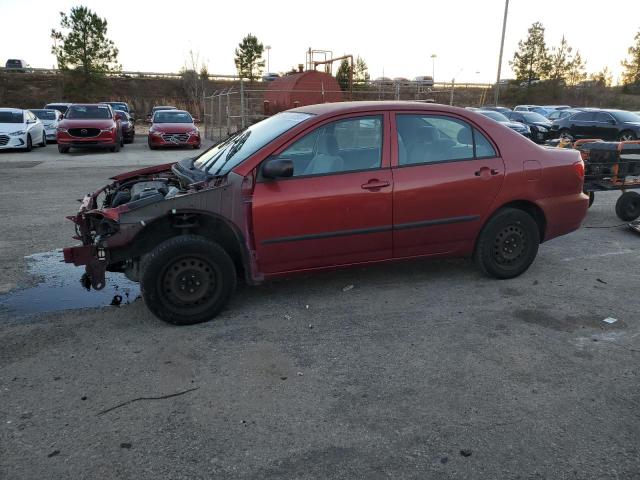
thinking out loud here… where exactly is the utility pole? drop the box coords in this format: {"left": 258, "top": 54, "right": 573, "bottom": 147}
{"left": 430, "top": 53, "right": 437, "bottom": 81}
{"left": 265, "top": 45, "right": 271, "bottom": 73}
{"left": 494, "top": 0, "right": 509, "bottom": 105}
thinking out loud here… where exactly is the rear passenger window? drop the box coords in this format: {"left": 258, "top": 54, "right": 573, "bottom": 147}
{"left": 474, "top": 129, "right": 497, "bottom": 158}
{"left": 572, "top": 112, "right": 594, "bottom": 121}
{"left": 396, "top": 114, "right": 494, "bottom": 165}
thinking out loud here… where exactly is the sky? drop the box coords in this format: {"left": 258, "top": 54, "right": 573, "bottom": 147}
{"left": 0, "top": 0, "right": 638, "bottom": 84}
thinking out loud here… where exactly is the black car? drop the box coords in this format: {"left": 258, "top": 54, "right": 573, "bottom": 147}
{"left": 101, "top": 101, "right": 133, "bottom": 120}
{"left": 547, "top": 108, "right": 580, "bottom": 122}
{"left": 476, "top": 110, "right": 531, "bottom": 138}
{"left": 114, "top": 109, "right": 135, "bottom": 144}
{"left": 505, "top": 111, "right": 553, "bottom": 143}
{"left": 550, "top": 109, "right": 640, "bottom": 141}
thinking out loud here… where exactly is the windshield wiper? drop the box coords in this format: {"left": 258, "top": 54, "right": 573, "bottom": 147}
{"left": 209, "top": 130, "right": 252, "bottom": 176}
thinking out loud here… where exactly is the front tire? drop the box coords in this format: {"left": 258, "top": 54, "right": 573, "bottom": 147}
{"left": 39, "top": 132, "right": 46, "bottom": 147}
{"left": 58, "top": 145, "right": 69, "bottom": 153}
{"left": 24, "top": 134, "right": 32, "bottom": 152}
{"left": 140, "top": 235, "right": 237, "bottom": 325}
{"left": 475, "top": 208, "right": 540, "bottom": 279}
{"left": 110, "top": 139, "right": 121, "bottom": 152}
{"left": 615, "top": 192, "right": 640, "bottom": 221}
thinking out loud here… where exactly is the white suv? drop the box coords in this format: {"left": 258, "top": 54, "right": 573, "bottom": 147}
{"left": 0, "top": 108, "right": 46, "bottom": 151}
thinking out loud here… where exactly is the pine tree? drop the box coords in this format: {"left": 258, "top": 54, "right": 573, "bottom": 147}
{"left": 51, "top": 6, "right": 120, "bottom": 80}
{"left": 621, "top": 30, "right": 640, "bottom": 86}
{"left": 566, "top": 51, "right": 587, "bottom": 86}
{"left": 336, "top": 59, "right": 351, "bottom": 91}
{"left": 234, "top": 34, "right": 265, "bottom": 81}
{"left": 354, "top": 56, "right": 370, "bottom": 83}
{"left": 510, "top": 22, "right": 550, "bottom": 86}
{"left": 547, "top": 36, "right": 572, "bottom": 83}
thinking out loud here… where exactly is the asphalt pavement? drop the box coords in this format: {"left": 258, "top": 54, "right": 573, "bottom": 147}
{"left": 1, "top": 136, "right": 639, "bottom": 479}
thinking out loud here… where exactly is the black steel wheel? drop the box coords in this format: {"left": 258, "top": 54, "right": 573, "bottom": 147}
{"left": 141, "top": 235, "right": 236, "bottom": 325}
{"left": 615, "top": 191, "right": 640, "bottom": 221}
{"left": 475, "top": 208, "right": 540, "bottom": 279}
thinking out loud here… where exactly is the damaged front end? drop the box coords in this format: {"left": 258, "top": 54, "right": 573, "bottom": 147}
{"left": 63, "top": 159, "right": 255, "bottom": 292}
{"left": 63, "top": 162, "right": 185, "bottom": 290}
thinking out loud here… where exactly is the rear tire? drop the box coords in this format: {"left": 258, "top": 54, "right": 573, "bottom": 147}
{"left": 475, "top": 208, "right": 540, "bottom": 279}
{"left": 615, "top": 192, "right": 640, "bottom": 221}
{"left": 558, "top": 129, "right": 573, "bottom": 142}
{"left": 618, "top": 130, "right": 637, "bottom": 142}
{"left": 140, "top": 235, "right": 237, "bottom": 325}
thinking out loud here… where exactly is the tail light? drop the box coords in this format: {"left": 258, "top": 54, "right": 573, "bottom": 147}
{"left": 573, "top": 160, "right": 585, "bottom": 179}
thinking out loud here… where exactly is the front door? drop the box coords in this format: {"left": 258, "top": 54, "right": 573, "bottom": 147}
{"left": 252, "top": 113, "right": 393, "bottom": 274}
{"left": 391, "top": 113, "right": 505, "bottom": 257}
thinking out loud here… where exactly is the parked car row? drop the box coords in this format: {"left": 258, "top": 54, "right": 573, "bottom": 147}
{"left": 0, "top": 100, "right": 202, "bottom": 153}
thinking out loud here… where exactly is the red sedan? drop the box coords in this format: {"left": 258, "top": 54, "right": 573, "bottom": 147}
{"left": 64, "top": 102, "right": 588, "bottom": 325}
{"left": 147, "top": 109, "right": 200, "bottom": 149}
{"left": 57, "top": 104, "right": 123, "bottom": 153}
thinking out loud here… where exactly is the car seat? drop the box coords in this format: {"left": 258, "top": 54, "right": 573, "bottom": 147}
{"left": 304, "top": 134, "right": 344, "bottom": 175}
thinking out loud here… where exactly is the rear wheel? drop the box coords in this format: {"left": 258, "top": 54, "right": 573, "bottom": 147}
{"left": 559, "top": 129, "right": 573, "bottom": 142}
{"left": 140, "top": 235, "right": 237, "bottom": 325}
{"left": 615, "top": 192, "right": 640, "bottom": 221}
{"left": 475, "top": 208, "right": 540, "bottom": 279}
{"left": 618, "top": 130, "right": 637, "bottom": 142}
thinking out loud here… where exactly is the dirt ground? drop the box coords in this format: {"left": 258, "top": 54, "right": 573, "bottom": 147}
{"left": 1, "top": 137, "right": 639, "bottom": 479}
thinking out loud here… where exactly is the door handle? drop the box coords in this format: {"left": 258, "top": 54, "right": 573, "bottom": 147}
{"left": 475, "top": 167, "right": 500, "bottom": 176}
{"left": 361, "top": 179, "right": 390, "bottom": 190}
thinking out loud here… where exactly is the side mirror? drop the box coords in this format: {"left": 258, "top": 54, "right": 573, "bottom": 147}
{"left": 145, "top": 118, "right": 152, "bottom": 124}
{"left": 193, "top": 118, "right": 201, "bottom": 124}
{"left": 58, "top": 113, "right": 64, "bottom": 120}
{"left": 262, "top": 158, "right": 293, "bottom": 179}
{"left": 114, "top": 113, "right": 123, "bottom": 121}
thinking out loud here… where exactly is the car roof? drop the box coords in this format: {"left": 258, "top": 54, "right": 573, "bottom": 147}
{"left": 45, "top": 102, "right": 72, "bottom": 106}
{"left": 0, "top": 108, "right": 24, "bottom": 113}
{"left": 291, "top": 101, "right": 475, "bottom": 116}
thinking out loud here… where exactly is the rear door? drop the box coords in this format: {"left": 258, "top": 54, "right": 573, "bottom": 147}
{"left": 391, "top": 113, "right": 505, "bottom": 257}
{"left": 252, "top": 112, "right": 393, "bottom": 274}
{"left": 594, "top": 112, "right": 617, "bottom": 140}
{"left": 570, "top": 111, "right": 595, "bottom": 138}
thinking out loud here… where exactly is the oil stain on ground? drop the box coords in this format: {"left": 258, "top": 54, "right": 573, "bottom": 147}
{"left": 514, "top": 309, "right": 624, "bottom": 332}
{"left": 0, "top": 250, "right": 139, "bottom": 316}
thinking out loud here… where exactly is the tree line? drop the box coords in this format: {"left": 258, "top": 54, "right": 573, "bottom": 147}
{"left": 49, "top": 6, "right": 640, "bottom": 92}
{"left": 511, "top": 21, "right": 640, "bottom": 89}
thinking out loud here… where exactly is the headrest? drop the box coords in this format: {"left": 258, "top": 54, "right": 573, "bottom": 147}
{"left": 457, "top": 127, "right": 472, "bottom": 145}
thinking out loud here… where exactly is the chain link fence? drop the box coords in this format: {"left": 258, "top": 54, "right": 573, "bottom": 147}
{"left": 202, "top": 80, "right": 493, "bottom": 142}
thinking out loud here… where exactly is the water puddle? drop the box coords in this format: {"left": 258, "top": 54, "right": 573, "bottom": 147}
{"left": 0, "top": 250, "right": 140, "bottom": 316}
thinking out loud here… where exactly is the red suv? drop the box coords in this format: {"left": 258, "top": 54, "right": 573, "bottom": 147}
{"left": 148, "top": 109, "right": 200, "bottom": 149}
{"left": 63, "top": 102, "right": 588, "bottom": 325}
{"left": 57, "top": 104, "right": 123, "bottom": 153}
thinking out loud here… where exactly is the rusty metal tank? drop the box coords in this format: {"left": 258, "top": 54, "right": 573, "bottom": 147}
{"left": 264, "top": 70, "right": 343, "bottom": 114}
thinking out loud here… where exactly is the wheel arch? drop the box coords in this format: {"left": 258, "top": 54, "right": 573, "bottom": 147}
{"left": 121, "top": 210, "right": 252, "bottom": 282}
{"left": 479, "top": 200, "right": 547, "bottom": 247}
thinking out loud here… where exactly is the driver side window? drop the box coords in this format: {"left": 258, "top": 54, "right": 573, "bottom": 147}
{"left": 277, "top": 115, "right": 383, "bottom": 177}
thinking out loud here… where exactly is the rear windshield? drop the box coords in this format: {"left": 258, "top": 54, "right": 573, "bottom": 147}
{"left": 153, "top": 111, "right": 193, "bottom": 123}
{"left": 521, "top": 112, "right": 549, "bottom": 123}
{"left": 66, "top": 105, "right": 112, "bottom": 119}
{"left": 480, "top": 111, "right": 509, "bottom": 122}
{"left": 0, "top": 111, "right": 23, "bottom": 123}
{"left": 105, "top": 102, "right": 128, "bottom": 112}
{"left": 31, "top": 110, "right": 57, "bottom": 120}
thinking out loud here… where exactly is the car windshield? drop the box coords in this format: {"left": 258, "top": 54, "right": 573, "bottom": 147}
{"left": 153, "top": 111, "right": 192, "bottom": 123}
{"left": 31, "top": 110, "right": 56, "bottom": 120}
{"left": 66, "top": 105, "right": 112, "bottom": 119}
{"left": 521, "top": 112, "right": 549, "bottom": 122}
{"left": 479, "top": 111, "right": 509, "bottom": 122}
{"left": 611, "top": 111, "right": 640, "bottom": 122}
{"left": 0, "top": 111, "right": 23, "bottom": 123}
{"left": 194, "top": 111, "right": 314, "bottom": 176}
